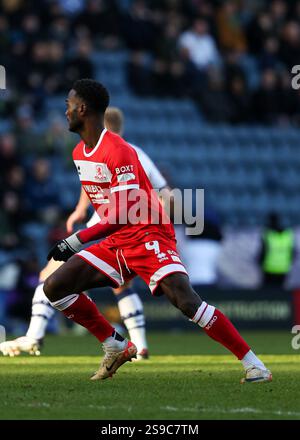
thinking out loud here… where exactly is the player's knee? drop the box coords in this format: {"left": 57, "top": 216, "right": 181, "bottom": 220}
{"left": 160, "top": 274, "right": 202, "bottom": 318}
{"left": 167, "top": 284, "right": 200, "bottom": 317}
{"left": 43, "top": 274, "right": 62, "bottom": 302}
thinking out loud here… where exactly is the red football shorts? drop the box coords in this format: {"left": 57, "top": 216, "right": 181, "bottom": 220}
{"left": 77, "top": 234, "right": 188, "bottom": 295}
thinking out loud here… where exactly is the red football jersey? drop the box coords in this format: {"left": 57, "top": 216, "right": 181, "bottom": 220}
{"left": 72, "top": 128, "right": 175, "bottom": 247}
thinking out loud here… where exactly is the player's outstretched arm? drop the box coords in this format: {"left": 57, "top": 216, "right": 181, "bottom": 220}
{"left": 47, "top": 191, "right": 136, "bottom": 262}
{"left": 52, "top": 141, "right": 143, "bottom": 262}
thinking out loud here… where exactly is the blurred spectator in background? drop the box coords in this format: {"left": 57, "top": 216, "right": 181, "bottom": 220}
{"left": 13, "top": 106, "right": 44, "bottom": 154}
{"left": 5, "top": 165, "right": 25, "bottom": 198}
{"left": 252, "top": 69, "right": 281, "bottom": 124}
{"left": 179, "top": 18, "right": 220, "bottom": 73}
{"left": 75, "top": 0, "right": 121, "bottom": 49}
{"left": 155, "top": 15, "right": 182, "bottom": 63}
{"left": 279, "top": 20, "right": 300, "bottom": 70}
{"left": 0, "top": 133, "right": 19, "bottom": 175}
{"left": 127, "top": 51, "right": 153, "bottom": 96}
{"left": 223, "top": 49, "right": 246, "bottom": 85}
{"left": 48, "top": 14, "right": 71, "bottom": 43}
{"left": 259, "top": 212, "right": 295, "bottom": 288}
{"left": 57, "top": 0, "right": 85, "bottom": 15}
{"left": 121, "top": 0, "right": 159, "bottom": 51}
{"left": 44, "top": 40, "right": 66, "bottom": 95}
{"left": 0, "top": 133, "right": 24, "bottom": 251}
{"left": 259, "top": 36, "right": 282, "bottom": 71}
{"left": 25, "top": 158, "right": 60, "bottom": 224}
{"left": 246, "top": 9, "right": 274, "bottom": 55}
{"left": 227, "top": 74, "right": 251, "bottom": 124}
{"left": 0, "top": 191, "right": 23, "bottom": 250}
{"left": 216, "top": 0, "right": 247, "bottom": 53}
{"left": 0, "top": 15, "right": 9, "bottom": 53}
{"left": 195, "top": 67, "right": 233, "bottom": 122}
{"left": 44, "top": 116, "right": 74, "bottom": 161}
{"left": 21, "top": 13, "right": 41, "bottom": 47}
{"left": 64, "top": 38, "right": 94, "bottom": 90}
{"left": 270, "top": 0, "right": 288, "bottom": 34}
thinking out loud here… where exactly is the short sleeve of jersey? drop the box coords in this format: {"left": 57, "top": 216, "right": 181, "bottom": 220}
{"left": 107, "top": 144, "right": 141, "bottom": 193}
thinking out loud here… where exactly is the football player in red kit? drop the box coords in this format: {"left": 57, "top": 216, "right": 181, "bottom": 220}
{"left": 43, "top": 79, "right": 272, "bottom": 383}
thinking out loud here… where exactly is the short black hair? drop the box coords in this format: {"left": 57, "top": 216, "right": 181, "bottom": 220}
{"left": 72, "top": 79, "right": 109, "bottom": 114}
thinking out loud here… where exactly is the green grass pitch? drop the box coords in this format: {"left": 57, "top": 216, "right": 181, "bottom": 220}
{"left": 0, "top": 330, "right": 299, "bottom": 420}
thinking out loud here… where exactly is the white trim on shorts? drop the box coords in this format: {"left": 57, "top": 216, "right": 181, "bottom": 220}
{"left": 149, "top": 264, "right": 188, "bottom": 294}
{"left": 77, "top": 249, "right": 123, "bottom": 287}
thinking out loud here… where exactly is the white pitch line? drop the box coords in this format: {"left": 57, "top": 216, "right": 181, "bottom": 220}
{"left": 3, "top": 400, "right": 300, "bottom": 418}
{"left": 161, "top": 406, "right": 300, "bottom": 417}
{"left": 88, "top": 404, "right": 133, "bottom": 412}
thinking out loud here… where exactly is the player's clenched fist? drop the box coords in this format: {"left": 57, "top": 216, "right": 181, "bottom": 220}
{"left": 47, "top": 233, "right": 83, "bottom": 261}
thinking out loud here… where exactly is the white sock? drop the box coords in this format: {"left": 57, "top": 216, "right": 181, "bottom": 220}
{"left": 117, "top": 290, "right": 148, "bottom": 352}
{"left": 26, "top": 283, "right": 56, "bottom": 340}
{"left": 127, "top": 327, "right": 147, "bottom": 353}
{"left": 103, "top": 331, "right": 126, "bottom": 352}
{"left": 241, "top": 350, "right": 267, "bottom": 371}
{"left": 191, "top": 301, "right": 215, "bottom": 328}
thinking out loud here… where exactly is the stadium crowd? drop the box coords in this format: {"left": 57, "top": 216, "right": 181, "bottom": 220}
{"left": 1, "top": 0, "right": 300, "bottom": 328}
{"left": 2, "top": 0, "right": 300, "bottom": 123}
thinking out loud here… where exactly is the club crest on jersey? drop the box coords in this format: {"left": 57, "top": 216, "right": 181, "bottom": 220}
{"left": 95, "top": 164, "right": 106, "bottom": 181}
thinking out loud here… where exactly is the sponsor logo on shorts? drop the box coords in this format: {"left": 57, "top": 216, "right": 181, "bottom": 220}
{"left": 167, "top": 250, "right": 179, "bottom": 256}
{"left": 157, "top": 252, "right": 168, "bottom": 263}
